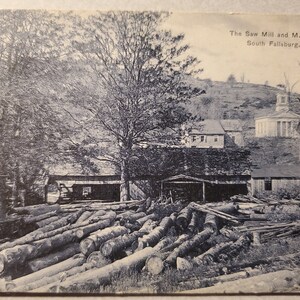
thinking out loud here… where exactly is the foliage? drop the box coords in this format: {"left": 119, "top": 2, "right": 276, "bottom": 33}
{"left": 227, "top": 74, "right": 236, "bottom": 85}
{"left": 70, "top": 12, "right": 203, "bottom": 200}
{"left": 0, "top": 11, "right": 72, "bottom": 206}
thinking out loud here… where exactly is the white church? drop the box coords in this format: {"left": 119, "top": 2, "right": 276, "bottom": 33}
{"left": 255, "top": 93, "right": 300, "bottom": 138}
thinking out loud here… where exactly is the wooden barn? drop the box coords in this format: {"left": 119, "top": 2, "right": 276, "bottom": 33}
{"left": 154, "top": 148, "right": 252, "bottom": 202}
{"left": 251, "top": 164, "right": 300, "bottom": 196}
{"left": 161, "top": 173, "right": 249, "bottom": 203}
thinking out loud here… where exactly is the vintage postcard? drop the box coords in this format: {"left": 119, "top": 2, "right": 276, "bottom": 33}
{"left": 0, "top": 7, "right": 299, "bottom": 296}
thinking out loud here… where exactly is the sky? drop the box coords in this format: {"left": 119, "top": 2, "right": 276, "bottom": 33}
{"left": 165, "top": 13, "right": 300, "bottom": 92}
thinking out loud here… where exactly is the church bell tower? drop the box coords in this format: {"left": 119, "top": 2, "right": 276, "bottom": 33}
{"left": 275, "top": 93, "right": 289, "bottom": 112}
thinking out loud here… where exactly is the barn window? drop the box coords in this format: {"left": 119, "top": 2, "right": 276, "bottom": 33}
{"left": 264, "top": 178, "right": 272, "bottom": 191}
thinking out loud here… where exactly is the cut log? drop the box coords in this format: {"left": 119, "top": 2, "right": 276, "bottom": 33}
{"left": 75, "top": 218, "right": 113, "bottom": 239}
{"left": 189, "top": 202, "right": 239, "bottom": 223}
{"left": 176, "top": 206, "right": 193, "bottom": 231}
{"left": 193, "top": 241, "right": 234, "bottom": 265}
{"left": 75, "top": 211, "right": 94, "bottom": 224}
{"left": 122, "top": 212, "right": 147, "bottom": 223}
{"left": 36, "top": 209, "right": 85, "bottom": 234}
{"left": 86, "top": 210, "right": 116, "bottom": 223}
{"left": 56, "top": 247, "right": 156, "bottom": 292}
{"left": 28, "top": 243, "right": 81, "bottom": 272}
{"left": 6, "top": 254, "right": 85, "bottom": 291}
{"left": 217, "top": 234, "right": 253, "bottom": 263}
{"left": 153, "top": 237, "right": 175, "bottom": 251}
{"left": 135, "top": 213, "right": 157, "bottom": 226}
{"left": 219, "top": 227, "right": 241, "bottom": 240}
{"left": 165, "top": 227, "right": 214, "bottom": 267}
{"left": 23, "top": 211, "right": 58, "bottom": 224}
{"left": 36, "top": 216, "right": 61, "bottom": 228}
{"left": 161, "top": 234, "right": 191, "bottom": 252}
{"left": 86, "top": 251, "right": 112, "bottom": 267}
{"left": 122, "top": 222, "right": 141, "bottom": 232}
{"left": 177, "top": 257, "right": 194, "bottom": 270}
{"left": 0, "top": 228, "right": 79, "bottom": 274}
{"left": 145, "top": 235, "right": 190, "bottom": 275}
{"left": 181, "top": 268, "right": 300, "bottom": 294}
{"left": 203, "top": 213, "right": 219, "bottom": 232}
{"left": 145, "top": 252, "right": 170, "bottom": 275}
{"left": 28, "top": 261, "right": 96, "bottom": 293}
{"left": 139, "top": 219, "right": 158, "bottom": 233}
{"left": 116, "top": 210, "right": 136, "bottom": 220}
{"left": 80, "top": 226, "right": 129, "bottom": 257}
{"left": 11, "top": 204, "right": 61, "bottom": 216}
{"left": 101, "top": 231, "right": 144, "bottom": 258}
{"left": 187, "top": 211, "right": 199, "bottom": 234}
{"left": 137, "top": 214, "right": 176, "bottom": 249}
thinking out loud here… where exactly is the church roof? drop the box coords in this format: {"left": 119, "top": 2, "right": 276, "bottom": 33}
{"left": 255, "top": 109, "right": 300, "bottom": 120}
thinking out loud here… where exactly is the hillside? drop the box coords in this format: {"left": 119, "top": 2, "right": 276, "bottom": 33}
{"left": 183, "top": 79, "right": 300, "bottom": 167}
{"left": 186, "top": 79, "right": 300, "bottom": 123}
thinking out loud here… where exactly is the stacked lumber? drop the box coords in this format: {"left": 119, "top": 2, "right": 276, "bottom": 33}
{"left": 0, "top": 195, "right": 299, "bottom": 294}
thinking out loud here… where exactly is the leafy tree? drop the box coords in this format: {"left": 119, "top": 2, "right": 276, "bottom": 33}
{"left": 71, "top": 12, "right": 203, "bottom": 201}
{"left": 227, "top": 74, "right": 236, "bottom": 87}
{"left": 0, "top": 10, "right": 71, "bottom": 212}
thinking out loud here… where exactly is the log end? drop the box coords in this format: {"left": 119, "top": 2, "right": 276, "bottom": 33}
{"left": 146, "top": 256, "right": 164, "bottom": 275}
{"left": 87, "top": 251, "right": 111, "bottom": 268}
{"left": 176, "top": 257, "right": 193, "bottom": 270}
{"left": 100, "top": 243, "right": 113, "bottom": 257}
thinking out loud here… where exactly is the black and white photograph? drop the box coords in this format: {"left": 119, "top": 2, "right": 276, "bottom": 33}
{"left": 0, "top": 2, "right": 300, "bottom": 295}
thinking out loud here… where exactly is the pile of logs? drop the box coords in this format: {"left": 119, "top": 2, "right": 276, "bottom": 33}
{"left": 0, "top": 196, "right": 299, "bottom": 294}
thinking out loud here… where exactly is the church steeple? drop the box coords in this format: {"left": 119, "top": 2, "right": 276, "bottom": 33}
{"left": 275, "top": 93, "right": 289, "bottom": 112}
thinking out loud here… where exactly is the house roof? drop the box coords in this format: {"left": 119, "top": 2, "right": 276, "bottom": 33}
{"left": 255, "top": 110, "right": 300, "bottom": 120}
{"left": 161, "top": 174, "right": 205, "bottom": 183}
{"left": 252, "top": 164, "right": 300, "bottom": 178}
{"left": 189, "top": 120, "right": 225, "bottom": 135}
{"left": 48, "top": 159, "right": 118, "bottom": 176}
{"left": 220, "top": 119, "right": 243, "bottom": 132}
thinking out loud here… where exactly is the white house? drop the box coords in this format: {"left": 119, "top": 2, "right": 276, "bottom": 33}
{"left": 181, "top": 120, "right": 225, "bottom": 148}
{"left": 181, "top": 119, "right": 245, "bottom": 148}
{"left": 255, "top": 93, "right": 300, "bottom": 138}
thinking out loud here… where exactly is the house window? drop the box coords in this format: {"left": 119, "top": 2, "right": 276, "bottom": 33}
{"left": 200, "top": 136, "right": 205, "bottom": 142}
{"left": 264, "top": 178, "right": 272, "bottom": 191}
{"left": 232, "top": 135, "right": 236, "bottom": 143}
{"left": 281, "top": 96, "right": 286, "bottom": 103}
{"left": 214, "top": 137, "right": 218, "bottom": 142}
{"left": 192, "top": 135, "right": 197, "bottom": 142}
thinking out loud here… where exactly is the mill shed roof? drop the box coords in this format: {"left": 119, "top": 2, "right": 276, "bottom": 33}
{"left": 252, "top": 164, "right": 300, "bottom": 178}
